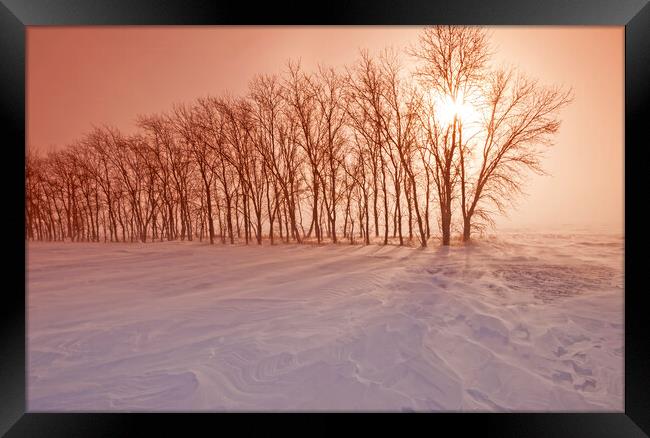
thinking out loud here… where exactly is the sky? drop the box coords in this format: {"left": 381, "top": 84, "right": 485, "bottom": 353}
{"left": 26, "top": 26, "right": 624, "bottom": 233}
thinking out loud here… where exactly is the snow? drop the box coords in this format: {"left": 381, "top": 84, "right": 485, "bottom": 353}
{"left": 27, "top": 231, "right": 624, "bottom": 411}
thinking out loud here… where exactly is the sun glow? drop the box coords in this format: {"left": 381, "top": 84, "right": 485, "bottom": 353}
{"left": 430, "top": 91, "right": 481, "bottom": 172}
{"left": 434, "top": 92, "right": 476, "bottom": 127}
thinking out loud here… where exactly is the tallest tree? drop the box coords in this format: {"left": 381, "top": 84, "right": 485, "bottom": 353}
{"left": 410, "top": 26, "right": 490, "bottom": 246}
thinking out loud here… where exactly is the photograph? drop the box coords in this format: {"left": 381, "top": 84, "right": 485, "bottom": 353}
{"left": 25, "top": 25, "right": 624, "bottom": 412}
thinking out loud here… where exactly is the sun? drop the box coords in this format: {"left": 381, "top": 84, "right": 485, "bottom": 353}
{"left": 434, "top": 91, "right": 476, "bottom": 127}
{"left": 431, "top": 91, "right": 481, "bottom": 171}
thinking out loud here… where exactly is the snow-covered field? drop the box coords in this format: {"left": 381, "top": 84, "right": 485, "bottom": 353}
{"left": 27, "top": 231, "right": 624, "bottom": 412}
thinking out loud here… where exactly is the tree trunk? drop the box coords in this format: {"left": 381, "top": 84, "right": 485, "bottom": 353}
{"left": 463, "top": 218, "right": 471, "bottom": 242}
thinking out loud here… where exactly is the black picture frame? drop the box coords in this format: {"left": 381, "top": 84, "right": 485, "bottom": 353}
{"left": 2, "top": 0, "right": 648, "bottom": 436}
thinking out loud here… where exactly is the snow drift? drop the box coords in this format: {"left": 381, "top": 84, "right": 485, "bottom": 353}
{"left": 27, "top": 231, "right": 623, "bottom": 411}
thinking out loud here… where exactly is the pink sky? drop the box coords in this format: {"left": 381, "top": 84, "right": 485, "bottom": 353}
{"left": 27, "top": 26, "right": 624, "bottom": 231}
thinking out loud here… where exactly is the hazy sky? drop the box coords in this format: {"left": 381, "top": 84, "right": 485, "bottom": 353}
{"left": 27, "top": 26, "right": 623, "bottom": 232}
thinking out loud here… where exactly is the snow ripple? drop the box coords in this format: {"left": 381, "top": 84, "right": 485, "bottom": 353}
{"left": 27, "top": 232, "right": 623, "bottom": 411}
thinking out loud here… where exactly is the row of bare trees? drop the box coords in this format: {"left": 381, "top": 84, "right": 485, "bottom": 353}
{"left": 25, "top": 26, "right": 572, "bottom": 247}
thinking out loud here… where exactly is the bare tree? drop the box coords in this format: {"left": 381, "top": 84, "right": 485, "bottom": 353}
{"left": 314, "top": 66, "right": 348, "bottom": 244}
{"left": 216, "top": 96, "right": 266, "bottom": 245}
{"left": 173, "top": 103, "right": 218, "bottom": 244}
{"left": 377, "top": 49, "right": 428, "bottom": 247}
{"left": 346, "top": 50, "right": 392, "bottom": 245}
{"left": 411, "top": 25, "right": 491, "bottom": 246}
{"left": 249, "top": 73, "right": 303, "bottom": 244}
{"left": 459, "top": 69, "right": 573, "bottom": 240}
{"left": 283, "top": 61, "right": 326, "bottom": 243}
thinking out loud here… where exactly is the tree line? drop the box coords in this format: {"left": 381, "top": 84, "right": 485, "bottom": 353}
{"left": 25, "top": 26, "right": 572, "bottom": 247}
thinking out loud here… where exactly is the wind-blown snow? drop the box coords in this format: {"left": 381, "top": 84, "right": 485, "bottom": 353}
{"left": 27, "top": 232, "right": 623, "bottom": 411}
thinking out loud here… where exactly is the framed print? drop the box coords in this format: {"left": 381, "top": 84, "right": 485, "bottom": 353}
{"left": 2, "top": 0, "right": 649, "bottom": 436}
